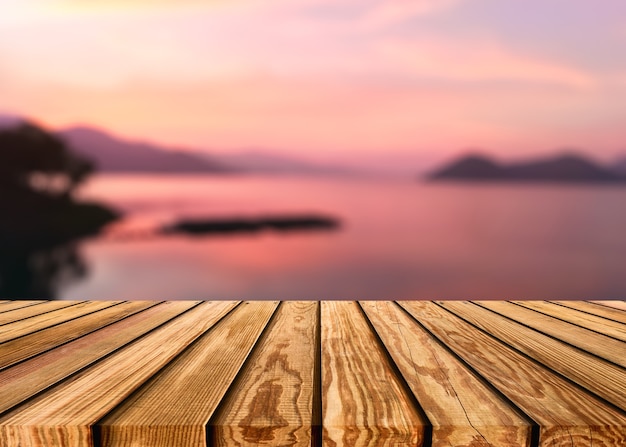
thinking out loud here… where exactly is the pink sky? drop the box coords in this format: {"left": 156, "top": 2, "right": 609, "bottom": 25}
{"left": 1, "top": 0, "right": 626, "bottom": 163}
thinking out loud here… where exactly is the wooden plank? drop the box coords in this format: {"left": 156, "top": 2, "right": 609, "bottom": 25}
{"left": 0, "top": 301, "right": 46, "bottom": 314}
{"left": 591, "top": 300, "right": 626, "bottom": 312}
{"left": 551, "top": 300, "right": 626, "bottom": 324}
{"left": 321, "top": 301, "right": 426, "bottom": 447}
{"left": 360, "top": 301, "right": 530, "bottom": 447}
{"left": 0, "top": 301, "right": 157, "bottom": 370}
{"left": 99, "top": 301, "right": 278, "bottom": 447}
{"left": 211, "top": 301, "right": 318, "bottom": 447}
{"left": 476, "top": 300, "right": 626, "bottom": 368}
{"left": 0, "top": 301, "right": 201, "bottom": 414}
{"left": 441, "top": 301, "right": 626, "bottom": 410}
{"left": 0, "top": 301, "right": 237, "bottom": 447}
{"left": 0, "top": 301, "right": 81, "bottom": 326}
{"left": 0, "top": 301, "right": 119, "bottom": 344}
{"left": 399, "top": 301, "right": 626, "bottom": 447}
{"left": 514, "top": 301, "right": 626, "bottom": 342}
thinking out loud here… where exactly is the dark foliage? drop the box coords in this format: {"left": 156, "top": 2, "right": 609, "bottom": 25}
{"left": 0, "top": 122, "right": 93, "bottom": 196}
{"left": 0, "top": 121, "right": 119, "bottom": 298}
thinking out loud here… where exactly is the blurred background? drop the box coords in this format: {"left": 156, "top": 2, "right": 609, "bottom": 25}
{"left": 1, "top": 0, "right": 626, "bottom": 300}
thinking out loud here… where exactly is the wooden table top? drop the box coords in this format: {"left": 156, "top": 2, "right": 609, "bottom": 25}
{"left": 0, "top": 300, "right": 624, "bottom": 447}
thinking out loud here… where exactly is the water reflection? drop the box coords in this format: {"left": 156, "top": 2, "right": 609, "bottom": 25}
{"left": 0, "top": 244, "right": 86, "bottom": 299}
{"left": 67, "top": 174, "right": 626, "bottom": 300}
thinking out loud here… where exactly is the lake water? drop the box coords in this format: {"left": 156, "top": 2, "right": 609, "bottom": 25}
{"left": 63, "top": 174, "right": 626, "bottom": 300}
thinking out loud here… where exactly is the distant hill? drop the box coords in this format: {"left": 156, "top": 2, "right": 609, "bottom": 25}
{"left": 0, "top": 115, "right": 404, "bottom": 177}
{"left": 428, "top": 153, "right": 626, "bottom": 183}
{"left": 59, "top": 126, "right": 233, "bottom": 174}
{"left": 58, "top": 126, "right": 354, "bottom": 176}
{"left": 613, "top": 156, "right": 626, "bottom": 175}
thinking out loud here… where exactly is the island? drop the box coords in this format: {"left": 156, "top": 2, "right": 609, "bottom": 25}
{"left": 427, "top": 153, "right": 626, "bottom": 183}
{"left": 162, "top": 215, "right": 340, "bottom": 236}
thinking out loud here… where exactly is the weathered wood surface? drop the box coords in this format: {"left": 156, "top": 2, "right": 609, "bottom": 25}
{"left": 592, "top": 300, "right": 626, "bottom": 312}
{"left": 0, "top": 301, "right": 236, "bottom": 446}
{"left": 0, "top": 300, "right": 624, "bottom": 447}
{"left": 551, "top": 300, "right": 626, "bottom": 324}
{"left": 360, "top": 301, "right": 530, "bottom": 447}
{"left": 439, "top": 301, "right": 626, "bottom": 409}
{"left": 475, "top": 300, "right": 626, "bottom": 368}
{"left": 513, "top": 300, "right": 626, "bottom": 342}
{"left": 0, "top": 300, "right": 46, "bottom": 313}
{"left": 0, "top": 301, "right": 199, "bottom": 414}
{"left": 321, "top": 301, "right": 426, "bottom": 447}
{"left": 211, "top": 301, "right": 317, "bottom": 447}
{"left": 0, "top": 300, "right": 81, "bottom": 327}
{"left": 398, "top": 301, "right": 626, "bottom": 447}
{"left": 0, "top": 301, "right": 123, "bottom": 345}
{"left": 0, "top": 301, "right": 157, "bottom": 369}
{"left": 100, "top": 301, "right": 277, "bottom": 447}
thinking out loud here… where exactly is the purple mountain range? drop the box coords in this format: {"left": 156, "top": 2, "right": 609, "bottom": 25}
{"left": 58, "top": 126, "right": 233, "bottom": 174}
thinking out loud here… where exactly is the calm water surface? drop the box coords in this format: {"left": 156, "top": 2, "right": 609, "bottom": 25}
{"left": 64, "top": 174, "right": 626, "bottom": 300}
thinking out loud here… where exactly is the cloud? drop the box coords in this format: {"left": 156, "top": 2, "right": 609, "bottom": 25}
{"left": 359, "top": 0, "right": 464, "bottom": 30}
{"left": 2, "top": 0, "right": 624, "bottom": 158}
{"left": 2, "top": 70, "right": 605, "bottom": 155}
{"left": 0, "top": 0, "right": 247, "bottom": 25}
{"left": 0, "top": 0, "right": 594, "bottom": 90}
{"left": 45, "top": 0, "right": 231, "bottom": 13}
{"left": 0, "top": 2, "right": 379, "bottom": 87}
{"left": 376, "top": 36, "right": 594, "bottom": 88}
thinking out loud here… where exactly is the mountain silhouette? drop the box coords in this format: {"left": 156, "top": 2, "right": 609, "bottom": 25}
{"left": 59, "top": 126, "right": 234, "bottom": 173}
{"left": 1, "top": 115, "right": 341, "bottom": 175}
{"left": 428, "top": 153, "right": 625, "bottom": 183}
{"left": 58, "top": 126, "right": 354, "bottom": 175}
{"left": 613, "top": 156, "right": 626, "bottom": 175}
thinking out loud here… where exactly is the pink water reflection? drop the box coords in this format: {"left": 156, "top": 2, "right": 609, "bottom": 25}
{"left": 66, "top": 174, "right": 626, "bottom": 300}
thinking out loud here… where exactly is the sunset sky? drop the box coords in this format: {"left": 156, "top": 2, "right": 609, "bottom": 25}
{"left": 1, "top": 0, "right": 626, "bottom": 164}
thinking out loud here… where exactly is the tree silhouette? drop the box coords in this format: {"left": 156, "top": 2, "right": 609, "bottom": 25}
{"left": 0, "top": 120, "right": 118, "bottom": 298}
{"left": 0, "top": 121, "right": 93, "bottom": 197}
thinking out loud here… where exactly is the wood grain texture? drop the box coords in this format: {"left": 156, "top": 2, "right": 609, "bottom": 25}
{"left": 591, "top": 300, "right": 626, "bottom": 312}
{"left": 0, "top": 301, "right": 199, "bottom": 415}
{"left": 398, "top": 301, "right": 626, "bottom": 447}
{"left": 0, "top": 301, "right": 157, "bottom": 370}
{"left": 212, "top": 301, "right": 317, "bottom": 447}
{"left": 0, "top": 301, "right": 237, "bottom": 447}
{"left": 0, "top": 301, "right": 81, "bottom": 326}
{"left": 99, "top": 301, "right": 278, "bottom": 447}
{"left": 513, "top": 301, "right": 626, "bottom": 342}
{"left": 0, "top": 301, "right": 46, "bottom": 313}
{"left": 360, "top": 301, "right": 530, "bottom": 447}
{"left": 475, "top": 300, "right": 626, "bottom": 368}
{"left": 550, "top": 300, "right": 626, "bottom": 324}
{"left": 440, "top": 301, "right": 626, "bottom": 410}
{"left": 322, "top": 301, "right": 426, "bottom": 447}
{"left": 0, "top": 301, "right": 119, "bottom": 344}
{"left": 0, "top": 300, "right": 623, "bottom": 447}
